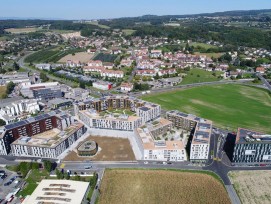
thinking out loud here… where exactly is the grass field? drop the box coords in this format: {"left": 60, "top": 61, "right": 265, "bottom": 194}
{"left": 0, "top": 86, "right": 6, "bottom": 99}
{"left": 122, "top": 29, "right": 136, "bottom": 35}
{"left": 64, "top": 136, "right": 135, "bottom": 161}
{"left": 229, "top": 171, "right": 271, "bottom": 204}
{"left": 88, "top": 21, "right": 110, "bottom": 29}
{"left": 18, "top": 169, "right": 49, "bottom": 197}
{"left": 142, "top": 84, "right": 271, "bottom": 133}
{"left": 99, "top": 169, "right": 230, "bottom": 204}
{"left": 5, "top": 27, "right": 41, "bottom": 34}
{"left": 181, "top": 68, "right": 223, "bottom": 84}
{"left": 190, "top": 42, "right": 217, "bottom": 49}
{"left": 58, "top": 52, "right": 94, "bottom": 63}
{"left": 194, "top": 52, "right": 224, "bottom": 58}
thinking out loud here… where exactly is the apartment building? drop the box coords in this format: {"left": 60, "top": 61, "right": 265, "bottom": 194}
{"left": 0, "top": 110, "right": 85, "bottom": 157}
{"left": 135, "top": 118, "right": 187, "bottom": 161}
{"left": 233, "top": 128, "right": 271, "bottom": 163}
{"left": 167, "top": 110, "right": 212, "bottom": 162}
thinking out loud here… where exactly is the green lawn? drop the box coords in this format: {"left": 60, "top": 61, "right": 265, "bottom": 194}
{"left": 142, "top": 84, "right": 271, "bottom": 133}
{"left": 190, "top": 42, "right": 217, "bottom": 49}
{"left": 194, "top": 52, "right": 224, "bottom": 58}
{"left": 18, "top": 170, "right": 49, "bottom": 197}
{"left": 181, "top": 68, "right": 223, "bottom": 85}
{"left": 122, "top": 29, "right": 136, "bottom": 35}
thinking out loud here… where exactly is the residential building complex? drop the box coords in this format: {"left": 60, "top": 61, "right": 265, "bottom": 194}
{"left": 135, "top": 118, "right": 187, "bottom": 161}
{"left": 167, "top": 110, "right": 212, "bottom": 162}
{"left": 0, "top": 110, "right": 87, "bottom": 158}
{"left": 75, "top": 96, "right": 161, "bottom": 131}
{"left": 233, "top": 128, "right": 271, "bottom": 163}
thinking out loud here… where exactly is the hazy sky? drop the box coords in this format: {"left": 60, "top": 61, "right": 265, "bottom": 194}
{"left": 1, "top": 0, "right": 271, "bottom": 19}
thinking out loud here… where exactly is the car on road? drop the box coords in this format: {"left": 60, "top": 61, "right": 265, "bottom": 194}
{"left": 84, "top": 166, "right": 92, "bottom": 169}
{"left": 144, "top": 161, "right": 148, "bottom": 164}
{"left": 162, "top": 162, "right": 167, "bottom": 165}
{"left": 95, "top": 185, "right": 98, "bottom": 189}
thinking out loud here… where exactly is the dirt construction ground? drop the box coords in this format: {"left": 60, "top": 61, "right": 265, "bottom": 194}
{"left": 63, "top": 136, "right": 135, "bottom": 161}
{"left": 229, "top": 170, "right": 271, "bottom": 204}
{"left": 99, "top": 169, "right": 231, "bottom": 204}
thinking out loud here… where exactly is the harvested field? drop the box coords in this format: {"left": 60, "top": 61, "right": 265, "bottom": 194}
{"left": 99, "top": 169, "right": 230, "bottom": 204}
{"left": 5, "top": 27, "right": 40, "bottom": 33}
{"left": 229, "top": 170, "right": 271, "bottom": 204}
{"left": 58, "top": 52, "right": 94, "bottom": 63}
{"left": 0, "top": 86, "right": 6, "bottom": 99}
{"left": 63, "top": 136, "right": 135, "bottom": 161}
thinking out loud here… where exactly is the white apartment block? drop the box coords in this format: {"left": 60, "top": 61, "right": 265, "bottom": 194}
{"left": 0, "top": 99, "right": 40, "bottom": 124}
{"left": 136, "top": 105, "right": 161, "bottom": 123}
{"left": 78, "top": 110, "right": 142, "bottom": 131}
{"left": 167, "top": 110, "right": 212, "bottom": 162}
{"left": 11, "top": 122, "right": 86, "bottom": 158}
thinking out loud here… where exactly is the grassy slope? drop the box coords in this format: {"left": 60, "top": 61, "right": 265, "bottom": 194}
{"left": 142, "top": 84, "right": 271, "bottom": 133}
{"left": 181, "top": 68, "right": 223, "bottom": 84}
{"left": 99, "top": 169, "right": 230, "bottom": 204}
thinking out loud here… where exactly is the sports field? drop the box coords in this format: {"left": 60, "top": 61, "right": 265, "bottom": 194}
{"left": 142, "top": 84, "right": 271, "bottom": 133}
{"left": 99, "top": 169, "right": 230, "bottom": 204}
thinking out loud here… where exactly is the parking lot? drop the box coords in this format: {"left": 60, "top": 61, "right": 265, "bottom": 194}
{"left": 0, "top": 167, "right": 23, "bottom": 203}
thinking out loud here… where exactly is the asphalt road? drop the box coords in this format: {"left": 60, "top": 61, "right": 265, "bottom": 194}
{"left": 257, "top": 73, "right": 271, "bottom": 92}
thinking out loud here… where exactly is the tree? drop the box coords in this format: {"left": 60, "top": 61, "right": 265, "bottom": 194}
{"left": 79, "top": 81, "right": 86, "bottom": 89}
{"left": 13, "top": 62, "right": 20, "bottom": 71}
{"left": 31, "top": 162, "right": 39, "bottom": 170}
{"left": 43, "top": 160, "right": 52, "bottom": 172}
{"left": 40, "top": 72, "right": 49, "bottom": 82}
{"left": 0, "top": 119, "right": 6, "bottom": 126}
{"left": 64, "top": 172, "right": 70, "bottom": 180}
{"left": 6, "top": 81, "right": 15, "bottom": 95}
{"left": 56, "top": 169, "right": 61, "bottom": 179}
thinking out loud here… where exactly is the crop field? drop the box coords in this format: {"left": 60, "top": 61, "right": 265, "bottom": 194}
{"left": 63, "top": 136, "right": 135, "bottom": 161}
{"left": 5, "top": 27, "right": 41, "bottom": 33}
{"left": 181, "top": 68, "right": 223, "bottom": 84}
{"left": 99, "top": 169, "right": 230, "bottom": 204}
{"left": 0, "top": 86, "right": 6, "bottom": 99}
{"left": 229, "top": 171, "right": 271, "bottom": 204}
{"left": 122, "top": 29, "right": 136, "bottom": 35}
{"left": 190, "top": 42, "right": 218, "bottom": 49}
{"left": 93, "top": 53, "right": 118, "bottom": 63}
{"left": 194, "top": 52, "right": 224, "bottom": 58}
{"left": 88, "top": 21, "right": 110, "bottom": 29}
{"left": 58, "top": 52, "right": 94, "bottom": 63}
{"left": 142, "top": 84, "right": 271, "bottom": 133}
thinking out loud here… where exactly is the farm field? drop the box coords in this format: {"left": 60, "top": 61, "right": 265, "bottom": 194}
{"left": 190, "top": 42, "right": 218, "bottom": 49}
{"left": 88, "top": 21, "right": 110, "bottom": 29}
{"left": 0, "top": 86, "right": 6, "bottom": 99}
{"left": 99, "top": 169, "right": 230, "bottom": 204}
{"left": 194, "top": 52, "right": 224, "bottom": 58}
{"left": 122, "top": 29, "right": 136, "bottom": 35}
{"left": 5, "top": 27, "right": 41, "bottom": 33}
{"left": 181, "top": 68, "right": 223, "bottom": 84}
{"left": 63, "top": 136, "right": 135, "bottom": 161}
{"left": 93, "top": 53, "right": 118, "bottom": 62}
{"left": 58, "top": 52, "right": 94, "bottom": 63}
{"left": 142, "top": 84, "right": 271, "bottom": 133}
{"left": 229, "top": 171, "right": 271, "bottom": 204}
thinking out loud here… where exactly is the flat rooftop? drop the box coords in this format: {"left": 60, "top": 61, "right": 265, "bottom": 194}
{"left": 137, "top": 128, "right": 185, "bottom": 150}
{"left": 81, "top": 110, "right": 140, "bottom": 122}
{"left": 236, "top": 128, "right": 271, "bottom": 144}
{"left": 12, "top": 122, "right": 84, "bottom": 148}
{"left": 22, "top": 179, "right": 89, "bottom": 204}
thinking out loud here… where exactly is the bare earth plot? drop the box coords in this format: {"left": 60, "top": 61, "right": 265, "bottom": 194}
{"left": 99, "top": 169, "right": 231, "bottom": 204}
{"left": 229, "top": 171, "right": 271, "bottom": 204}
{"left": 58, "top": 52, "right": 94, "bottom": 63}
{"left": 63, "top": 136, "right": 135, "bottom": 161}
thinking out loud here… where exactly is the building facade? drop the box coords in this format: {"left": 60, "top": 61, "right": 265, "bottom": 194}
{"left": 233, "top": 128, "right": 271, "bottom": 163}
{"left": 167, "top": 110, "right": 212, "bottom": 162}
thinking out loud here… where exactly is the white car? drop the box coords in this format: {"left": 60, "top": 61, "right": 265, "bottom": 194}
{"left": 144, "top": 161, "right": 149, "bottom": 164}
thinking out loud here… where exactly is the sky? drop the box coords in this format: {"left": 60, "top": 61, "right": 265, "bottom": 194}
{"left": 1, "top": 0, "right": 271, "bottom": 20}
